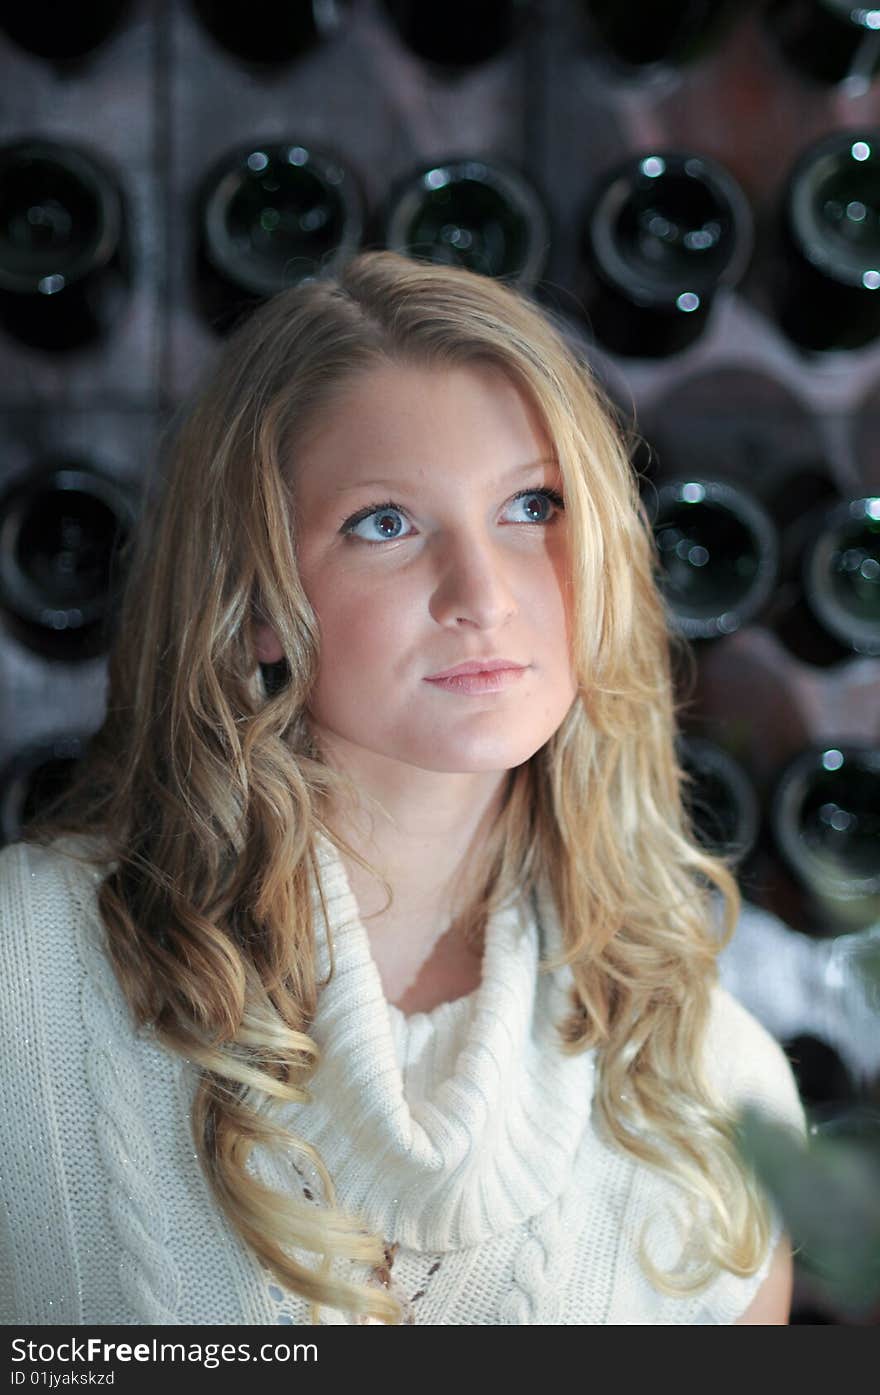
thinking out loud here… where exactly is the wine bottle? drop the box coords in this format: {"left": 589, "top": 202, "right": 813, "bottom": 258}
{"left": 758, "top": 462, "right": 849, "bottom": 665}
{"left": 0, "top": 461, "right": 136, "bottom": 661}
{"left": 380, "top": 156, "right": 549, "bottom": 288}
{"left": 782, "top": 1033, "right": 860, "bottom": 1108}
{"left": 189, "top": 0, "right": 349, "bottom": 66}
{"left": 769, "top": 743, "right": 880, "bottom": 929}
{"left": 774, "top": 129, "right": 880, "bottom": 352}
{"left": 579, "top": 0, "right": 741, "bottom": 71}
{"left": 643, "top": 477, "right": 780, "bottom": 639}
{"left": 0, "top": 734, "right": 87, "bottom": 847}
{"left": 802, "top": 496, "right": 880, "bottom": 653}
{"left": 0, "top": 139, "right": 130, "bottom": 352}
{"left": 765, "top": 0, "right": 880, "bottom": 88}
{"left": 579, "top": 151, "right": 753, "bottom": 356}
{"left": 196, "top": 140, "right": 364, "bottom": 334}
{"left": 677, "top": 733, "right": 760, "bottom": 863}
{"left": 379, "top": 0, "right": 530, "bottom": 70}
{"left": 0, "top": 0, "right": 131, "bottom": 62}
{"left": 771, "top": 495, "right": 880, "bottom": 665}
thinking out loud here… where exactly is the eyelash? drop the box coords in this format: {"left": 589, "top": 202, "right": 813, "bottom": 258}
{"left": 339, "top": 487, "right": 566, "bottom": 545}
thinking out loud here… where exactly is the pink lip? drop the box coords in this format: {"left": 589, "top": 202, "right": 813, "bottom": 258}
{"left": 425, "top": 658, "right": 526, "bottom": 679}
{"left": 424, "top": 664, "right": 528, "bottom": 696}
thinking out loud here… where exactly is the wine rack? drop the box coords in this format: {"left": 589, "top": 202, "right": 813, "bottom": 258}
{"left": 1, "top": 0, "right": 879, "bottom": 1324}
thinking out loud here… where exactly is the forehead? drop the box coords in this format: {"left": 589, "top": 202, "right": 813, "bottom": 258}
{"left": 290, "top": 360, "right": 554, "bottom": 496}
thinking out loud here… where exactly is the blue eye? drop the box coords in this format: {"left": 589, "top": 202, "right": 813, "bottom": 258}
{"left": 343, "top": 503, "right": 411, "bottom": 543}
{"left": 340, "top": 487, "right": 565, "bottom": 545}
{"left": 509, "top": 487, "right": 565, "bottom": 524}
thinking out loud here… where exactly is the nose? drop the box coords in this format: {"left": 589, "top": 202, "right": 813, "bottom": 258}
{"left": 427, "top": 529, "right": 518, "bottom": 630}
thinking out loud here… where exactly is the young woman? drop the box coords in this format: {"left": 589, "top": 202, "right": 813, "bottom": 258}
{"left": 0, "top": 251, "right": 804, "bottom": 1325}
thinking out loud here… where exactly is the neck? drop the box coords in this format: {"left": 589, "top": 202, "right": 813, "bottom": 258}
{"left": 319, "top": 766, "right": 510, "bottom": 1000}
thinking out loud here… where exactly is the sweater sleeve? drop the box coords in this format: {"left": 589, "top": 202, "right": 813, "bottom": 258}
{"left": 0, "top": 838, "right": 147, "bottom": 1324}
{"left": 603, "top": 983, "right": 808, "bottom": 1325}
{"left": 0, "top": 839, "right": 89, "bottom": 1323}
{"left": 704, "top": 983, "right": 808, "bottom": 1132}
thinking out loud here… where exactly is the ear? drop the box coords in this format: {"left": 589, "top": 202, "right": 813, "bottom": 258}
{"left": 254, "top": 621, "right": 284, "bottom": 665}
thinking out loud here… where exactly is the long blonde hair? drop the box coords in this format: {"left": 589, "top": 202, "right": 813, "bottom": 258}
{"left": 25, "top": 249, "right": 769, "bottom": 1324}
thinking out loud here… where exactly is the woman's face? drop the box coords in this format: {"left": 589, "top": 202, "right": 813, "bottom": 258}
{"left": 257, "top": 359, "right": 579, "bottom": 777}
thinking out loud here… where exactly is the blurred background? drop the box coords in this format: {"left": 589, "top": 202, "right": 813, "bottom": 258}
{"left": 0, "top": 0, "right": 878, "bottom": 1325}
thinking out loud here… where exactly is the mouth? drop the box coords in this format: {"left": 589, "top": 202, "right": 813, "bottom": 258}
{"left": 424, "top": 659, "right": 527, "bottom": 680}
{"left": 423, "top": 666, "right": 528, "bottom": 695}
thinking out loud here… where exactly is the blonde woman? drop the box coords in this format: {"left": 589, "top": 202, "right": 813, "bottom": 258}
{"left": 0, "top": 250, "right": 804, "bottom": 1325}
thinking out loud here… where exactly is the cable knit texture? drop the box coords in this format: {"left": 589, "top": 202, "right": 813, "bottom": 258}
{"left": 0, "top": 833, "right": 807, "bottom": 1325}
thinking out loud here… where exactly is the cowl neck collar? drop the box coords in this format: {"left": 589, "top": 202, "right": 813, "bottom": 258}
{"left": 278, "top": 831, "right": 597, "bottom": 1253}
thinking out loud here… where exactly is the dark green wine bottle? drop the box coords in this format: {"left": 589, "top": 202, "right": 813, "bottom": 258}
{"left": 758, "top": 463, "right": 852, "bottom": 666}
{"left": 677, "top": 733, "right": 760, "bottom": 863}
{"left": 798, "top": 496, "right": 880, "bottom": 658}
{"left": 643, "top": 477, "right": 779, "bottom": 639}
{"left": 0, "top": 0, "right": 131, "bottom": 61}
{"left": 380, "top": 156, "right": 549, "bottom": 288}
{"left": 0, "top": 139, "right": 130, "bottom": 352}
{"left": 765, "top": 0, "right": 880, "bottom": 87}
{"left": 0, "top": 461, "right": 135, "bottom": 660}
{"left": 0, "top": 735, "right": 88, "bottom": 847}
{"left": 770, "top": 743, "right": 880, "bottom": 924}
{"left": 776, "top": 130, "right": 880, "bottom": 351}
{"left": 580, "top": 151, "right": 753, "bottom": 357}
{"left": 379, "top": 0, "right": 530, "bottom": 70}
{"left": 189, "top": 0, "right": 350, "bottom": 66}
{"left": 579, "top": 0, "right": 741, "bottom": 70}
{"left": 196, "top": 140, "right": 364, "bottom": 334}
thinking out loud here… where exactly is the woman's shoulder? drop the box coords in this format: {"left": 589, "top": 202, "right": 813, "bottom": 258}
{"left": 0, "top": 830, "right": 115, "bottom": 889}
{"left": 702, "top": 980, "right": 807, "bottom": 1138}
{"left": 0, "top": 829, "right": 113, "bottom": 874}
{"left": 0, "top": 831, "right": 146, "bottom": 1138}
{"left": 0, "top": 833, "right": 117, "bottom": 996}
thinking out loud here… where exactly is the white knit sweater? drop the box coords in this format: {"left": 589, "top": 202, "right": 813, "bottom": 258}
{"left": 0, "top": 832, "right": 806, "bottom": 1325}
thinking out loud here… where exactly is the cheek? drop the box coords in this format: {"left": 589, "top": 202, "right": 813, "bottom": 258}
{"left": 306, "top": 573, "right": 409, "bottom": 691}
{"left": 535, "top": 555, "right": 574, "bottom": 645}
{"left": 545, "top": 546, "right": 577, "bottom": 669}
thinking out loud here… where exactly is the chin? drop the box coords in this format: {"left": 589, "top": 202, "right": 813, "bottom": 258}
{"left": 405, "top": 737, "right": 547, "bottom": 774}
{"left": 313, "top": 719, "right": 555, "bottom": 776}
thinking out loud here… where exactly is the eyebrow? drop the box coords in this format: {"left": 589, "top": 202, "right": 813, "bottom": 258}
{"left": 331, "top": 457, "right": 559, "bottom": 494}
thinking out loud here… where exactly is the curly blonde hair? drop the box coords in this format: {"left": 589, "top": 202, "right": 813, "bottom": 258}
{"left": 26, "top": 250, "right": 770, "bottom": 1324}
